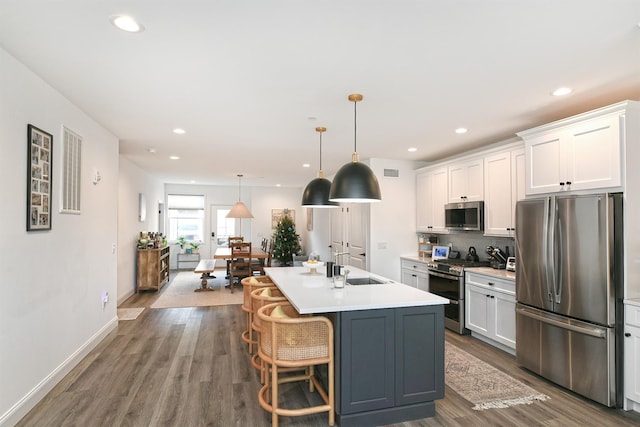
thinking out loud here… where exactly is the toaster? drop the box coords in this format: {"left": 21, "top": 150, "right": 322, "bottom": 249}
{"left": 506, "top": 257, "right": 516, "bottom": 272}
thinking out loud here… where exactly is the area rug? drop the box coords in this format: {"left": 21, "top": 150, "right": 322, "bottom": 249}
{"left": 117, "top": 307, "right": 145, "bottom": 320}
{"left": 445, "top": 341, "right": 549, "bottom": 410}
{"left": 150, "top": 270, "right": 243, "bottom": 309}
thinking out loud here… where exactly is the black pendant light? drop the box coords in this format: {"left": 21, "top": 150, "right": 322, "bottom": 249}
{"left": 301, "top": 127, "right": 339, "bottom": 208}
{"left": 329, "top": 94, "right": 381, "bottom": 203}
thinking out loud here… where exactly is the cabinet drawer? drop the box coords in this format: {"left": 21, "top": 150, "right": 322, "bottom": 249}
{"left": 466, "top": 272, "right": 515, "bottom": 295}
{"left": 626, "top": 304, "right": 640, "bottom": 328}
{"left": 401, "top": 259, "right": 430, "bottom": 274}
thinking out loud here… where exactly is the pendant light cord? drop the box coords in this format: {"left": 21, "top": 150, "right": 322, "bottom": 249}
{"left": 319, "top": 131, "right": 323, "bottom": 171}
{"left": 353, "top": 99, "right": 357, "bottom": 153}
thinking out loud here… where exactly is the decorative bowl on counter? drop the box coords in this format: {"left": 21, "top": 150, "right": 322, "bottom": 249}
{"left": 302, "top": 261, "right": 324, "bottom": 275}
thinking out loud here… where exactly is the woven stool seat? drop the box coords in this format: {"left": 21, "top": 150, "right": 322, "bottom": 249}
{"left": 240, "top": 275, "right": 273, "bottom": 353}
{"left": 257, "top": 301, "right": 334, "bottom": 427}
{"left": 250, "top": 286, "right": 288, "bottom": 382}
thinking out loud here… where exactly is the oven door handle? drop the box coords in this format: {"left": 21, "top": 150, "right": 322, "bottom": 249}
{"left": 428, "top": 270, "right": 459, "bottom": 280}
{"left": 448, "top": 299, "right": 459, "bottom": 305}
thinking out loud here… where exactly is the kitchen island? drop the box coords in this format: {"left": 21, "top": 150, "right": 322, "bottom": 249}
{"left": 264, "top": 266, "right": 448, "bottom": 427}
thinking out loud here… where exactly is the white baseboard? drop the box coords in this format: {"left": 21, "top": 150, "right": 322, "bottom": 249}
{"left": 0, "top": 317, "right": 118, "bottom": 427}
{"left": 117, "top": 288, "right": 135, "bottom": 306}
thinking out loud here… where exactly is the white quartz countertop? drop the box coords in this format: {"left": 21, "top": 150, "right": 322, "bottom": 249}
{"left": 625, "top": 298, "right": 640, "bottom": 308}
{"left": 264, "top": 266, "right": 448, "bottom": 314}
{"left": 400, "top": 255, "right": 432, "bottom": 264}
{"left": 465, "top": 266, "right": 516, "bottom": 281}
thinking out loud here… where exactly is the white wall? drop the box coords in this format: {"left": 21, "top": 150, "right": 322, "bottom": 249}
{"left": 163, "top": 183, "right": 304, "bottom": 267}
{"left": 117, "top": 158, "right": 165, "bottom": 304}
{"left": 0, "top": 48, "right": 119, "bottom": 425}
{"left": 368, "top": 158, "right": 418, "bottom": 281}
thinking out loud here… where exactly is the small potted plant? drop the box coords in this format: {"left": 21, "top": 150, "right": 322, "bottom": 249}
{"left": 189, "top": 242, "right": 201, "bottom": 254}
{"left": 175, "top": 236, "right": 187, "bottom": 253}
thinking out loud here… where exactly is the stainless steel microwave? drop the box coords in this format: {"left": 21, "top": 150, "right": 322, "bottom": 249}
{"left": 445, "top": 201, "right": 484, "bottom": 231}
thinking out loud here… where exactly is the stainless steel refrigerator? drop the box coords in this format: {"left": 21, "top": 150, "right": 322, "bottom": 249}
{"left": 515, "top": 193, "right": 623, "bottom": 407}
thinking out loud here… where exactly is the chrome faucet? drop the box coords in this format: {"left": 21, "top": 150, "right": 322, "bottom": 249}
{"left": 333, "top": 251, "right": 350, "bottom": 263}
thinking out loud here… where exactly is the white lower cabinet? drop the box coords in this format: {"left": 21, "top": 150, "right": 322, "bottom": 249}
{"left": 624, "top": 303, "right": 640, "bottom": 412}
{"left": 465, "top": 271, "right": 516, "bottom": 354}
{"left": 400, "top": 258, "right": 429, "bottom": 291}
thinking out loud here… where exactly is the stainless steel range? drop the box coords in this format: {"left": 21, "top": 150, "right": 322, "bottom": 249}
{"left": 427, "top": 259, "right": 490, "bottom": 334}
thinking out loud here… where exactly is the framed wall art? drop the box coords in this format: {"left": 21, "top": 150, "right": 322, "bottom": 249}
{"left": 27, "top": 124, "right": 53, "bottom": 231}
{"left": 271, "top": 208, "right": 295, "bottom": 229}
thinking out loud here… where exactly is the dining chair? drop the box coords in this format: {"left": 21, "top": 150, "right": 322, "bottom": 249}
{"left": 229, "top": 241, "right": 252, "bottom": 293}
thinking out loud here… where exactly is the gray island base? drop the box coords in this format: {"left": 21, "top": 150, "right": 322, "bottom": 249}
{"left": 264, "top": 266, "right": 446, "bottom": 426}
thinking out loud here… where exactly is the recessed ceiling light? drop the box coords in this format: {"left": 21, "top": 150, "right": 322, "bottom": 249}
{"left": 302, "top": 163, "right": 311, "bottom": 168}
{"left": 169, "top": 156, "right": 180, "bottom": 160}
{"left": 552, "top": 87, "right": 573, "bottom": 96}
{"left": 110, "top": 15, "right": 145, "bottom": 33}
{"left": 173, "top": 128, "right": 186, "bottom": 134}
{"left": 276, "top": 184, "right": 281, "bottom": 187}
{"left": 408, "top": 147, "right": 417, "bottom": 152}
{"left": 455, "top": 127, "right": 468, "bottom": 134}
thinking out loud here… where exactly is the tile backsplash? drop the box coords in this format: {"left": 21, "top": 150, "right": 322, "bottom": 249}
{"left": 418, "top": 232, "right": 514, "bottom": 261}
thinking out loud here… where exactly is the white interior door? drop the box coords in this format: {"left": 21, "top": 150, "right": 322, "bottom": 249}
{"left": 330, "top": 207, "right": 344, "bottom": 262}
{"left": 210, "top": 204, "right": 234, "bottom": 267}
{"left": 347, "top": 204, "right": 367, "bottom": 270}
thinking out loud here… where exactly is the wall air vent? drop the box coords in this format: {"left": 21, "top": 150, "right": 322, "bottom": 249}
{"left": 60, "top": 126, "right": 82, "bottom": 214}
{"left": 383, "top": 168, "right": 399, "bottom": 178}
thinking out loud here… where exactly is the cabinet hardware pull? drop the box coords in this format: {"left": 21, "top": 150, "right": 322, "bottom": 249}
{"left": 566, "top": 181, "right": 572, "bottom": 185}
{"left": 626, "top": 333, "right": 632, "bottom": 337}
{"left": 488, "top": 282, "right": 494, "bottom": 286}
{"left": 560, "top": 182, "right": 565, "bottom": 186}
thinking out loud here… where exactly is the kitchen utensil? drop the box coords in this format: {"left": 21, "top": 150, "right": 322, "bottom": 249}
{"left": 465, "top": 246, "right": 479, "bottom": 262}
{"left": 326, "top": 261, "right": 334, "bottom": 277}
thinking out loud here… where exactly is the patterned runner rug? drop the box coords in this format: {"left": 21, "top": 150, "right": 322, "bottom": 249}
{"left": 150, "top": 270, "right": 243, "bottom": 309}
{"left": 445, "top": 341, "right": 549, "bottom": 410}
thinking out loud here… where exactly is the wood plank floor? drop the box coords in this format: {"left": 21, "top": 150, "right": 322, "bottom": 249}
{"left": 17, "top": 271, "right": 640, "bottom": 426}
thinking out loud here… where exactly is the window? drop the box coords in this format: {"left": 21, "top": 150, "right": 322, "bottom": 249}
{"left": 167, "top": 194, "right": 205, "bottom": 242}
{"left": 216, "top": 208, "right": 236, "bottom": 246}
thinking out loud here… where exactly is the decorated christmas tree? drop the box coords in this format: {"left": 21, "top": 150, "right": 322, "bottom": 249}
{"left": 272, "top": 213, "right": 301, "bottom": 266}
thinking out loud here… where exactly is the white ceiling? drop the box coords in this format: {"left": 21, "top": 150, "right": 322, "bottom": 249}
{"left": 1, "top": 1, "right": 639, "bottom": 188}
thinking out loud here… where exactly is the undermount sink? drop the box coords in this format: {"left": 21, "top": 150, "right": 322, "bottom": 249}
{"left": 346, "top": 277, "right": 387, "bottom": 286}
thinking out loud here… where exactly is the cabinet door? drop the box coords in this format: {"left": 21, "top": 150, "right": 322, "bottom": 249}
{"left": 417, "top": 272, "right": 429, "bottom": 292}
{"left": 566, "top": 114, "right": 622, "bottom": 191}
{"left": 401, "top": 269, "right": 419, "bottom": 288}
{"left": 416, "top": 172, "right": 432, "bottom": 231}
{"left": 525, "top": 133, "right": 563, "bottom": 195}
{"left": 511, "top": 148, "right": 526, "bottom": 234}
{"left": 484, "top": 151, "right": 513, "bottom": 236}
{"left": 465, "top": 284, "right": 489, "bottom": 334}
{"left": 625, "top": 326, "right": 640, "bottom": 405}
{"left": 416, "top": 167, "right": 448, "bottom": 232}
{"left": 493, "top": 291, "right": 516, "bottom": 348}
{"left": 430, "top": 167, "right": 449, "bottom": 232}
{"left": 339, "top": 309, "right": 395, "bottom": 414}
{"left": 395, "top": 306, "right": 445, "bottom": 405}
{"left": 449, "top": 159, "right": 483, "bottom": 202}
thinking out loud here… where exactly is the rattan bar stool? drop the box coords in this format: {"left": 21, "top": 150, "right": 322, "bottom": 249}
{"left": 257, "top": 301, "right": 334, "bottom": 427}
{"left": 241, "top": 275, "right": 273, "bottom": 353}
{"left": 250, "top": 286, "right": 288, "bottom": 382}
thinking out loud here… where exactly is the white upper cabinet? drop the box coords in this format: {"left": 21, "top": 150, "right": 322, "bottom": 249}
{"left": 484, "top": 146, "right": 525, "bottom": 237}
{"left": 416, "top": 166, "right": 448, "bottom": 233}
{"left": 448, "top": 158, "right": 484, "bottom": 202}
{"left": 518, "top": 103, "right": 629, "bottom": 195}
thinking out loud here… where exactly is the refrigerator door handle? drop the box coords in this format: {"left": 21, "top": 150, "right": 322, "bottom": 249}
{"left": 516, "top": 307, "right": 606, "bottom": 339}
{"left": 543, "top": 197, "right": 554, "bottom": 303}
